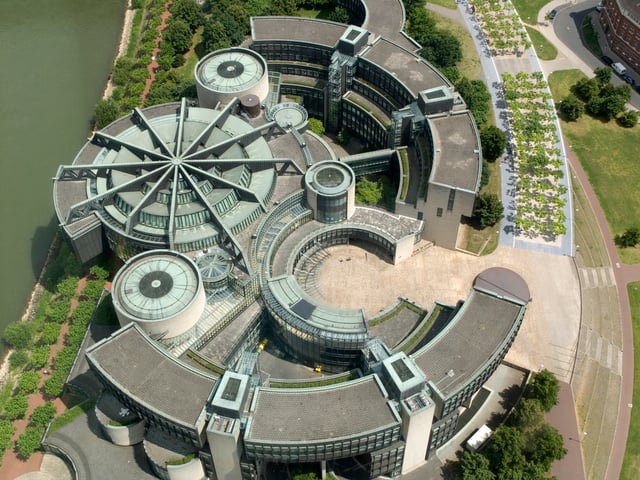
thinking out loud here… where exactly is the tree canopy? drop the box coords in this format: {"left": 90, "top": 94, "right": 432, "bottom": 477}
{"left": 420, "top": 30, "right": 462, "bottom": 68}
{"left": 355, "top": 177, "right": 383, "bottom": 206}
{"left": 484, "top": 426, "right": 527, "bottom": 478}
{"left": 480, "top": 125, "right": 507, "bottom": 162}
{"left": 617, "top": 110, "right": 639, "bottom": 128}
{"left": 474, "top": 193, "right": 504, "bottom": 228}
{"left": 459, "top": 451, "right": 496, "bottom": 480}
{"left": 94, "top": 98, "right": 120, "bottom": 129}
{"left": 558, "top": 94, "right": 584, "bottom": 121}
{"left": 456, "top": 78, "right": 492, "bottom": 126}
{"left": 594, "top": 66, "right": 612, "bottom": 86}
{"left": 573, "top": 77, "right": 600, "bottom": 101}
{"left": 527, "top": 424, "right": 567, "bottom": 471}
{"left": 617, "top": 227, "right": 640, "bottom": 247}
{"left": 202, "top": 18, "right": 231, "bottom": 53}
{"left": 524, "top": 369, "right": 560, "bottom": 412}
{"left": 170, "top": 0, "right": 203, "bottom": 31}
{"left": 3, "top": 321, "right": 35, "bottom": 349}
{"left": 307, "top": 118, "right": 325, "bottom": 136}
{"left": 164, "top": 19, "right": 193, "bottom": 53}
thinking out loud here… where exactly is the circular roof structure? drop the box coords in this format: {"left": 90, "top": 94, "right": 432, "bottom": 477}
{"left": 268, "top": 102, "right": 308, "bottom": 129}
{"left": 196, "top": 248, "right": 233, "bottom": 286}
{"left": 54, "top": 100, "right": 279, "bottom": 261}
{"left": 195, "top": 48, "right": 266, "bottom": 95}
{"left": 113, "top": 250, "right": 202, "bottom": 321}
{"left": 305, "top": 161, "right": 355, "bottom": 196}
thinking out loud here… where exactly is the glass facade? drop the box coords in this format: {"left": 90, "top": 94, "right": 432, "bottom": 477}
{"left": 317, "top": 194, "right": 348, "bottom": 223}
{"left": 244, "top": 424, "right": 401, "bottom": 463}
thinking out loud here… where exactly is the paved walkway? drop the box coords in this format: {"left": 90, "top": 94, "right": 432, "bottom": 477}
{"left": 455, "top": 1, "right": 574, "bottom": 257}
{"left": 429, "top": 2, "right": 636, "bottom": 479}
{"left": 536, "top": 2, "right": 637, "bottom": 478}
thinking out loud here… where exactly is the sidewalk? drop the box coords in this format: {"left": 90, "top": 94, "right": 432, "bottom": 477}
{"left": 454, "top": 1, "right": 573, "bottom": 256}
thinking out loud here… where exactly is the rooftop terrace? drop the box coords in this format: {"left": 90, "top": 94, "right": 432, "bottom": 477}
{"left": 245, "top": 375, "right": 399, "bottom": 443}
{"left": 429, "top": 111, "right": 481, "bottom": 192}
{"left": 86, "top": 324, "right": 216, "bottom": 426}
{"left": 412, "top": 290, "right": 524, "bottom": 397}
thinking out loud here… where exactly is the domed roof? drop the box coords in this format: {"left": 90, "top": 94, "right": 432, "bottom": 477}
{"left": 112, "top": 250, "right": 202, "bottom": 321}
{"left": 54, "top": 99, "right": 285, "bottom": 263}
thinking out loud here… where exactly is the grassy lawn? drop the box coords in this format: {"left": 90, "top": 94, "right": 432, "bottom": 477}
{"left": 582, "top": 15, "right": 603, "bottom": 57}
{"left": 460, "top": 160, "right": 501, "bottom": 255}
{"left": 511, "top": 0, "right": 553, "bottom": 25}
{"left": 526, "top": 26, "right": 557, "bottom": 60}
{"left": 47, "top": 399, "right": 96, "bottom": 435}
{"left": 548, "top": 69, "right": 640, "bottom": 261}
{"left": 430, "top": 11, "right": 483, "bottom": 80}
{"left": 427, "top": 0, "right": 457, "bottom": 9}
{"left": 621, "top": 282, "right": 640, "bottom": 479}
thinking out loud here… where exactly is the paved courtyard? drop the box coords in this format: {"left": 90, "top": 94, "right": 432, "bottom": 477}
{"left": 316, "top": 243, "right": 580, "bottom": 382}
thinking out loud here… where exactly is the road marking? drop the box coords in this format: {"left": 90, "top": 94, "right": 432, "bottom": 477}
{"left": 579, "top": 267, "right": 616, "bottom": 288}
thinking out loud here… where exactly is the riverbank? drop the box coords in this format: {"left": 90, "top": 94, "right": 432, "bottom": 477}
{"left": 0, "top": 1, "right": 133, "bottom": 394}
{"left": 0, "top": 234, "right": 61, "bottom": 393}
{"left": 103, "top": 0, "right": 134, "bottom": 99}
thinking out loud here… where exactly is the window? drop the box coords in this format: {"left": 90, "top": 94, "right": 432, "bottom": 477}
{"left": 436, "top": 207, "right": 443, "bottom": 217}
{"left": 447, "top": 190, "right": 456, "bottom": 211}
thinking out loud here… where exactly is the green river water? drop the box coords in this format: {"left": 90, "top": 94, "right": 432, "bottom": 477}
{"left": 0, "top": 0, "right": 127, "bottom": 356}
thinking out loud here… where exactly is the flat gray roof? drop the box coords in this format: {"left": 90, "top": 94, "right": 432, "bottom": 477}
{"left": 348, "top": 206, "right": 423, "bottom": 240}
{"left": 429, "top": 111, "right": 480, "bottom": 192}
{"left": 412, "top": 290, "right": 524, "bottom": 397}
{"left": 245, "top": 375, "right": 399, "bottom": 443}
{"left": 361, "top": 38, "right": 450, "bottom": 96}
{"left": 361, "top": 0, "right": 419, "bottom": 52}
{"left": 251, "top": 16, "right": 347, "bottom": 47}
{"left": 86, "top": 324, "right": 216, "bottom": 426}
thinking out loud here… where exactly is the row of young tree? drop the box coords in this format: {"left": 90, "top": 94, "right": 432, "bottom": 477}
{"left": 471, "top": 0, "right": 531, "bottom": 57}
{"left": 95, "top": 0, "right": 359, "bottom": 127}
{"left": 458, "top": 369, "right": 567, "bottom": 479}
{"left": 558, "top": 67, "right": 637, "bottom": 127}
{"left": 502, "top": 71, "right": 568, "bottom": 239}
{"left": 0, "top": 242, "right": 111, "bottom": 460}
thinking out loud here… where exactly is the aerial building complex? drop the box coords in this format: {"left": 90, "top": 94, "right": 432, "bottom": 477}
{"left": 51, "top": 3, "right": 530, "bottom": 479}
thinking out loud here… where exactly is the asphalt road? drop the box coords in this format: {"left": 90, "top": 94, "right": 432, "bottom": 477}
{"left": 552, "top": 0, "right": 640, "bottom": 104}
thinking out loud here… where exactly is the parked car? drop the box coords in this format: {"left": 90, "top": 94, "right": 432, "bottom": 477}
{"left": 612, "top": 62, "right": 627, "bottom": 75}
{"left": 601, "top": 55, "right": 613, "bottom": 66}
{"left": 549, "top": 9, "right": 558, "bottom": 20}
{"left": 622, "top": 74, "right": 636, "bottom": 86}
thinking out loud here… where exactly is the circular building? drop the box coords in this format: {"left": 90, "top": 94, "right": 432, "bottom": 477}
{"left": 195, "top": 248, "right": 234, "bottom": 290}
{"left": 195, "top": 48, "right": 269, "bottom": 108}
{"left": 53, "top": 100, "right": 278, "bottom": 262}
{"left": 112, "top": 250, "right": 206, "bottom": 340}
{"left": 304, "top": 161, "right": 356, "bottom": 224}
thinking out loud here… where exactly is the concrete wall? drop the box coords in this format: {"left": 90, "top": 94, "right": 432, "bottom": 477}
{"left": 167, "top": 458, "right": 206, "bottom": 480}
{"left": 421, "top": 186, "right": 475, "bottom": 249}
{"left": 101, "top": 419, "right": 145, "bottom": 446}
{"left": 400, "top": 399, "right": 435, "bottom": 474}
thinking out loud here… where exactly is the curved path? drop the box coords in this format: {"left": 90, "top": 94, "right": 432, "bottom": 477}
{"left": 536, "top": 2, "right": 638, "bottom": 478}
{"left": 434, "top": 1, "right": 634, "bottom": 478}
{"left": 539, "top": 1, "right": 636, "bottom": 479}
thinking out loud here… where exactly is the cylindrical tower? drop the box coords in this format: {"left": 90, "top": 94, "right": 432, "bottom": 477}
{"left": 195, "top": 47, "right": 269, "bottom": 108}
{"left": 304, "top": 161, "right": 356, "bottom": 223}
{"left": 111, "top": 250, "right": 206, "bottom": 339}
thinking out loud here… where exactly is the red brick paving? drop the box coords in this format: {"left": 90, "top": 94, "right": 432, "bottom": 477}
{"left": 565, "top": 139, "right": 636, "bottom": 480}
{"left": 0, "top": 280, "right": 87, "bottom": 479}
